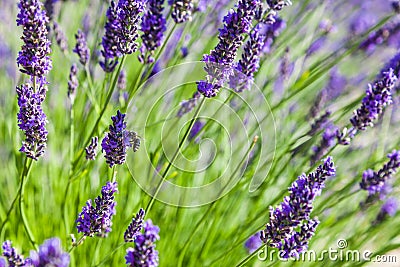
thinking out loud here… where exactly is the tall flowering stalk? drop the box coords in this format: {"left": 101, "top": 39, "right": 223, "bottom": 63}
{"left": 230, "top": 24, "right": 264, "bottom": 92}
{"left": 260, "top": 157, "right": 336, "bottom": 258}
{"left": 139, "top": 0, "right": 167, "bottom": 64}
{"left": 16, "top": 0, "right": 52, "bottom": 160}
{"left": 101, "top": 0, "right": 145, "bottom": 72}
{"left": 73, "top": 29, "right": 90, "bottom": 66}
{"left": 125, "top": 220, "right": 160, "bottom": 267}
{"left": 197, "top": 0, "right": 260, "bottom": 98}
{"left": 76, "top": 181, "right": 118, "bottom": 237}
{"left": 101, "top": 110, "right": 135, "bottom": 167}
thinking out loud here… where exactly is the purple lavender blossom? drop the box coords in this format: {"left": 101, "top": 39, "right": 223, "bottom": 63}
{"left": 117, "top": 0, "right": 146, "bottom": 54}
{"left": 261, "top": 157, "right": 335, "bottom": 257}
{"left": 245, "top": 232, "right": 262, "bottom": 254}
{"left": 266, "top": 0, "right": 292, "bottom": 11}
{"left": 30, "top": 238, "right": 69, "bottom": 267}
{"left": 308, "top": 110, "right": 331, "bottom": 136}
{"left": 277, "top": 219, "right": 319, "bottom": 259}
{"left": 230, "top": 24, "right": 264, "bottom": 92}
{"left": 171, "top": 0, "right": 194, "bottom": 23}
{"left": 17, "top": 83, "right": 48, "bottom": 160}
{"left": 125, "top": 220, "right": 160, "bottom": 267}
{"left": 73, "top": 29, "right": 90, "bottom": 66}
{"left": 260, "top": 16, "right": 286, "bottom": 54}
{"left": 177, "top": 91, "right": 201, "bottom": 117}
{"left": 68, "top": 64, "right": 78, "bottom": 100}
{"left": 1, "top": 241, "right": 29, "bottom": 267}
{"left": 350, "top": 69, "right": 397, "bottom": 131}
{"left": 76, "top": 181, "right": 118, "bottom": 237}
{"left": 85, "top": 136, "right": 99, "bottom": 160}
{"left": 188, "top": 120, "right": 204, "bottom": 140}
{"left": 44, "top": 0, "right": 58, "bottom": 21}
{"left": 101, "top": 1, "right": 122, "bottom": 72}
{"left": 52, "top": 22, "right": 68, "bottom": 53}
{"left": 274, "top": 47, "right": 294, "bottom": 94}
{"left": 124, "top": 208, "right": 146, "bottom": 242}
{"left": 197, "top": 0, "right": 260, "bottom": 97}
{"left": 101, "top": 110, "right": 133, "bottom": 167}
{"left": 359, "top": 21, "right": 400, "bottom": 53}
{"left": 118, "top": 69, "right": 127, "bottom": 91}
{"left": 360, "top": 150, "right": 400, "bottom": 197}
{"left": 139, "top": 0, "right": 167, "bottom": 64}
{"left": 0, "top": 258, "right": 6, "bottom": 267}
{"left": 16, "top": 0, "right": 52, "bottom": 79}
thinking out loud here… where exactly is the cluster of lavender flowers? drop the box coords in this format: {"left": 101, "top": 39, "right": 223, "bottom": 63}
{"left": 16, "top": 0, "right": 52, "bottom": 160}
{"left": 85, "top": 136, "right": 99, "bottom": 160}
{"left": 139, "top": 0, "right": 167, "bottom": 64}
{"left": 359, "top": 21, "right": 400, "bottom": 53}
{"left": 260, "top": 157, "right": 336, "bottom": 258}
{"left": 171, "top": 0, "right": 194, "bottom": 24}
{"left": 73, "top": 30, "right": 90, "bottom": 66}
{"left": 101, "top": 0, "right": 146, "bottom": 72}
{"left": 197, "top": 0, "right": 260, "bottom": 98}
{"left": 1, "top": 238, "right": 69, "bottom": 267}
{"left": 101, "top": 110, "right": 136, "bottom": 167}
{"left": 125, "top": 220, "right": 160, "bottom": 267}
{"left": 76, "top": 181, "right": 118, "bottom": 237}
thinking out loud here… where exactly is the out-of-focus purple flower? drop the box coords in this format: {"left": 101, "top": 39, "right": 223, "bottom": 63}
{"left": 245, "top": 232, "right": 262, "bottom": 254}
{"left": 261, "top": 157, "right": 335, "bottom": 257}
{"left": 306, "top": 19, "right": 334, "bottom": 57}
{"left": 311, "top": 125, "right": 337, "bottom": 165}
{"left": 360, "top": 150, "right": 400, "bottom": 197}
{"left": 139, "top": 0, "right": 167, "bottom": 64}
{"left": 118, "top": 69, "right": 127, "bottom": 91}
{"left": 2, "top": 241, "right": 29, "bottom": 267}
{"left": 274, "top": 47, "right": 294, "bottom": 94}
{"left": 171, "top": 0, "right": 194, "bottom": 23}
{"left": 230, "top": 25, "right": 264, "bottom": 92}
{"left": 117, "top": 0, "right": 146, "bottom": 54}
{"left": 188, "top": 120, "right": 204, "bottom": 140}
{"left": 68, "top": 64, "right": 78, "bottom": 100}
{"left": 85, "top": 136, "right": 99, "bottom": 160}
{"left": 349, "top": 12, "right": 376, "bottom": 36}
{"left": 260, "top": 16, "right": 286, "bottom": 54}
{"left": 197, "top": 0, "right": 260, "bottom": 97}
{"left": 76, "top": 181, "right": 118, "bottom": 237}
{"left": 124, "top": 208, "right": 145, "bottom": 242}
{"left": 53, "top": 22, "right": 68, "bottom": 53}
{"left": 373, "top": 197, "right": 398, "bottom": 225}
{"left": 350, "top": 69, "right": 397, "bottom": 131}
{"left": 125, "top": 219, "right": 160, "bottom": 267}
{"left": 101, "top": 110, "right": 133, "bottom": 167}
{"left": 393, "top": 1, "right": 400, "bottom": 13}
{"left": 73, "top": 29, "right": 90, "bottom": 66}
{"left": 17, "top": 83, "right": 48, "bottom": 160}
{"left": 101, "top": 1, "right": 122, "bottom": 72}
{"left": 266, "top": 0, "right": 291, "bottom": 11}
{"left": 359, "top": 21, "right": 400, "bottom": 53}
{"left": 0, "top": 257, "right": 6, "bottom": 267}
{"left": 308, "top": 110, "right": 331, "bottom": 136}
{"left": 177, "top": 91, "right": 201, "bottom": 117}
{"left": 30, "top": 238, "right": 69, "bottom": 267}
{"left": 16, "top": 0, "right": 52, "bottom": 79}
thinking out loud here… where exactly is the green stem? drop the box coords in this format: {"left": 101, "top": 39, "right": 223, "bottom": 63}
{"left": 144, "top": 97, "right": 206, "bottom": 214}
{"left": 18, "top": 156, "right": 37, "bottom": 249}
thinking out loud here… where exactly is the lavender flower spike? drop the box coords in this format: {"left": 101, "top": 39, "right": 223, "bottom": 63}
{"left": 125, "top": 219, "right": 160, "bottom": 267}
{"left": 17, "top": 83, "right": 48, "bottom": 160}
{"left": 118, "top": 0, "right": 146, "bottom": 54}
{"left": 76, "top": 181, "right": 118, "bottom": 237}
{"left": 230, "top": 24, "right": 264, "bottom": 92}
{"left": 374, "top": 198, "right": 398, "bottom": 224}
{"left": 53, "top": 22, "right": 68, "bottom": 53}
{"left": 17, "top": 0, "right": 52, "bottom": 79}
{"left": 244, "top": 232, "right": 262, "bottom": 254}
{"left": 360, "top": 150, "right": 400, "bottom": 197}
{"left": 101, "top": 110, "right": 134, "bottom": 167}
{"left": 124, "top": 208, "right": 146, "bottom": 242}
{"left": 171, "top": 0, "right": 194, "bottom": 23}
{"left": 2, "top": 241, "right": 29, "bottom": 267}
{"left": 73, "top": 29, "right": 90, "bottom": 66}
{"left": 139, "top": 0, "right": 167, "bottom": 64}
{"left": 311, "top": 125, "right": 337, "bottom": 165}
{"left": 85, "top": 136, "right": 99, "bottom": 160}
{"left": 197, "top": 0, "right": 260, "bottom": 97}
{"left": 68, "top": 64, "right": 78, "bottom": 100}
{"left": 350, "top": 69, "right": 397, "bottom": 132}
{"left": 261, "top": 157, "right": 335, "bottom": 258}
{"left": 30, "top": 238, "right": 70, "bottom": 267}
{"left": 101, "top": 1, "right": 122, "bottom": 72}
